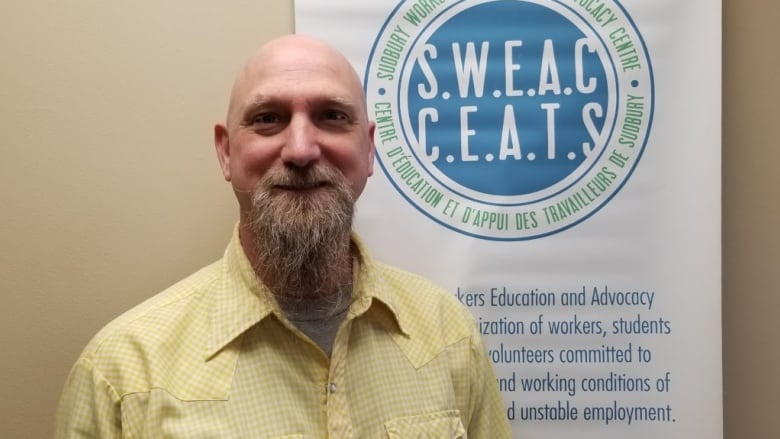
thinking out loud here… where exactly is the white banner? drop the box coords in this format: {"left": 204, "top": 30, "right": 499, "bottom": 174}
{"left": 296, "top": 1, "right": 721, "bottom": 437}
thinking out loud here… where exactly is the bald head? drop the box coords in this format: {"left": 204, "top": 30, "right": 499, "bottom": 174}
{"left": 225, "top": 35, "right": 368, "bottom": 130}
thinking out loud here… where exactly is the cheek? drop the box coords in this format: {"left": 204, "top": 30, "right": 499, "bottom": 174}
{"left": 230, "top": 143, "right": 278, "bottom": 189}
{"left": 337, "top": 149, "right": 374, "bottom": 196}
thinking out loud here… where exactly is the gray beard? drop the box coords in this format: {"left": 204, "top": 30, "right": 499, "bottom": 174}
{"left": 248, "top": 164, "right": 355, "bottom": 301}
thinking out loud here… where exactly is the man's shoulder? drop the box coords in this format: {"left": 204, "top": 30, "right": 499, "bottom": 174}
{"left": 67, "top": 258, "right": 240, "bottom": 401}
{"left": 81, "top": 259, "right": 222, "bottom": 360}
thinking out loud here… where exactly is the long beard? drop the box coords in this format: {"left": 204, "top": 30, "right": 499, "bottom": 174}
{"left": 248, "top": 164, "right": 355, "bottom": 300}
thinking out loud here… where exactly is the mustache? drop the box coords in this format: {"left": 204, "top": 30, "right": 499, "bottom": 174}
{"left": 260, "top": 164, "right": 343, "bottom": 191}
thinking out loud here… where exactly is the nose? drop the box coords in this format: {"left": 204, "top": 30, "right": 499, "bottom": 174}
{"left": 281, "top": 115, "right": 322, "bottom": 167}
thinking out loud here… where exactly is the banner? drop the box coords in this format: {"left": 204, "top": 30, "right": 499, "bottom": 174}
{"left": 296, "top": 1, "right": 721, "bottom": 437}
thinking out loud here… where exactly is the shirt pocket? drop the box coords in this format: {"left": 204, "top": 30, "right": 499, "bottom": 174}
{"left": 384, "top": 410, "right": 466, "bottom": 439}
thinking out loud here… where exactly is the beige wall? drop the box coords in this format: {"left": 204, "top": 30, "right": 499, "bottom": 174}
{"left": 0, "top": 1, "right": 295, "bottom": 436}
{"left": 722, "top": 1, "right": 780, "bottom": 438}
{"left": 0, "top": 1, "right": 775, "bottom": 437}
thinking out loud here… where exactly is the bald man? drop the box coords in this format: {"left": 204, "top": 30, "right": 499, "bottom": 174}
{"left": 55, "top": 35, "right": 512, "bottom": 438}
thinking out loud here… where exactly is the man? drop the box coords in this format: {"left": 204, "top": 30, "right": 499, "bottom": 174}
{"left": 55, "top": 34, "right": 511, "bottom": 438}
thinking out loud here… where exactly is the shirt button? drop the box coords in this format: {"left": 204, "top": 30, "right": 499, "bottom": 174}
{"left": 329, "top": 383, "right": 337, "bottom": 394}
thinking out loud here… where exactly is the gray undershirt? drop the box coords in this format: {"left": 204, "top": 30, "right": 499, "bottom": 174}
{"left": 276, "top": 287, "right": 353, "bottom": 357}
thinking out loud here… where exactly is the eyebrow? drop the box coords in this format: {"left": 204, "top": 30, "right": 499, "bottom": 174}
{"left": 240, "top": 94, "right": 361, "bottom": 120}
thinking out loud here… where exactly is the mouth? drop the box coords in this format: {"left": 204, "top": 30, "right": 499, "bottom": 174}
{"left": 273, "top": 181, "right": 330, "bottom": 192}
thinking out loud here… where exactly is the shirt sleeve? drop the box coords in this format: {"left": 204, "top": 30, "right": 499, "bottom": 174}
{"left": 466, "top": 321, "right": 514, "bottom": 438}
{"left": 54, "top": 357, "right": 124, "bottom": 439}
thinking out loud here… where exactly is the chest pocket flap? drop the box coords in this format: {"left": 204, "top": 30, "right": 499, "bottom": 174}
{"left": 384, "top": 410, "right": 466, "bottom": 438}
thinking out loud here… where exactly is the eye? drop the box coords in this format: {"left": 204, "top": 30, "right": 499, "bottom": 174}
{"left": 321, "top": 109, "right": 350, "bottom": 122}
{"left": 251, "top": 112, "right": 281, "bottom": 125}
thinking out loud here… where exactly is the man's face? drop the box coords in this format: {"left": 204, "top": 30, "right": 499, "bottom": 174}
{"left": 215, "top": 37, "right": 376, "bottom": 219}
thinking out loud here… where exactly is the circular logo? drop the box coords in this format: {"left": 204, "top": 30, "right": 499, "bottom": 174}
{"left": 366, "top": 0, "right": 654, "bottom": 240}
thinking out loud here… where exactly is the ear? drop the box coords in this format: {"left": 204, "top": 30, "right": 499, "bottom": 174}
{"left": 214, "top": 123, "right": 232, "bottom": 181}
{"left": 366, "top": 121, "right": 376, "bottom": 177}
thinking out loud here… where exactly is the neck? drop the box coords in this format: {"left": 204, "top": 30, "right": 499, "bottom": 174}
{"left": 276, "top": 284, "right": 353, "bottom": 321}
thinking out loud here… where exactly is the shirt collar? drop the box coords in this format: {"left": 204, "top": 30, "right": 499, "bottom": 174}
{"left": 205, "top": 225, "right": 276, "bottom": 358}
{"left": 349, "top": 236, "right": 410, "bottom": 336}
{"left": 205, "top": 226, "right": 409, "bottom": 359}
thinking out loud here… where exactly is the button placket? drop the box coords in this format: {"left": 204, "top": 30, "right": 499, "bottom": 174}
{"left": 326, "top": 320, "right": 353, "bottom": 438}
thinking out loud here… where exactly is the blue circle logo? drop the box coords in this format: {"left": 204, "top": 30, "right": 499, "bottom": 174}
{"left": 366, "top": 0, "right": 653, "bottom": 240}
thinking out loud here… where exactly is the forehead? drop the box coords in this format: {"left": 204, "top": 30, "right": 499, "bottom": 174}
{"left": 232, "top": 42, "right": 364, "bottom": 114}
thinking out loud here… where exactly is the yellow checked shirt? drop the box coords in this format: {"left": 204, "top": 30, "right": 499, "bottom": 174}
{"left": 55, "top": 228, "right": 512, "bottom": 438}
